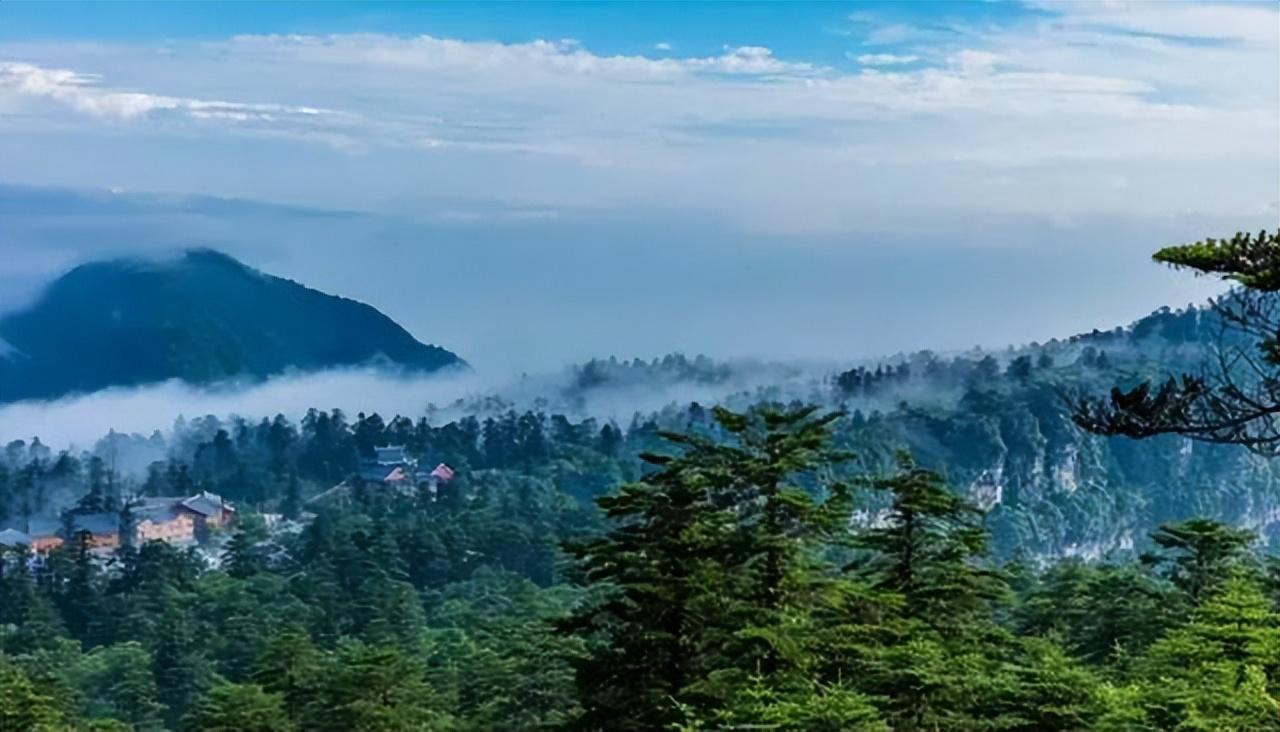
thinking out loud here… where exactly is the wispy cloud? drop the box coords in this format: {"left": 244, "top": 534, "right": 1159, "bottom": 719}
{"left": 0, "top": 2, "right": 1273, "bottom": 234}
{"left": 0, "top": 61, "right": 338, "bottom": 122}
{"left": 852, "top": 53, "right": 919, "bottom": 66}
{"left": 226, "top": 34, "right": 820, "bottom": 78}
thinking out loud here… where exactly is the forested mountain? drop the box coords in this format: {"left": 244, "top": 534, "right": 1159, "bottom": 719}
{"left": 3, "top": 402, "right": 1279, "bottom": 731}
{"left": 3, "top": 234, "right": 1279, "bottom": 730}
{"left": 2, "top": 298, "right": 1271, "bottom": 559}
{"left": 0, "top": 249, "right": 464, "bottom": 403}
{"left": 548, "top": 301, "right": 1279, "bottom": 558}
{"left": 827, "top": 302, "right": 1280, "bottom": 558}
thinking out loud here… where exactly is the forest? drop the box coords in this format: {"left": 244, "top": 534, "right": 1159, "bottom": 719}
{"left": 2, "top": 231, "right": 1280, "bottom": 731}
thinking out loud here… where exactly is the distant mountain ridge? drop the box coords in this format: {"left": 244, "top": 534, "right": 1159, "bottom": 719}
{"left": 0, "top": 249, "right": 464, "bottom": 403}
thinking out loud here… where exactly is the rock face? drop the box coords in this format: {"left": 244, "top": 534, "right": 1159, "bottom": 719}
{"left": 862, "top": 397, "right": 1280, "bottom": 558}
{"left": 833, "top": 302, "right": 1280, "bottom": 557}
{"left": 0, "top": 249, "right": 464, "bottom": 403}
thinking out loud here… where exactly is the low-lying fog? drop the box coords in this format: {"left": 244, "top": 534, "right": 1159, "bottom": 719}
{"left": 0, "top": 360, "right": 823, "bottom": 453}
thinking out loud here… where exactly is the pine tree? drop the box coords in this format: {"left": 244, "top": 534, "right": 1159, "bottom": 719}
{"left": 253, "top": 627, "right": 326, "bottom": 724}
{"left": 1144, "top": 518, "right": 1255, "bottom": 603}
{"left": 310, "top": 641, "right": 450, "bottom": 732}
{"left": 184, "top": 683, "right": 295, "bottom": 732}
{"left": 704, "top": 675, "right": 887, "bottom": 732}
{"left": 76, "top": 642, "right": 165, "bottom": 731}
{"left": 855, "top": 452, "right": 1006, "bottom": 625}
{"left": 224, "top": 517, "right": 268, "bottom": 580}
{"left": 844, "top": 453, "right": 1014, "bottom": 730}
{"left": 1135, "top": 573, "right": 1280, "bottom": 730}
{"left": 560, "top": 448, "right": 733, "bottom": 730}
{"left": 151, "top": 608, "right": 213, "bottom": 729}
{"left": 282, "top": 475, "right": 303, "bottom": 521}
{"left": 561, "top": 405, "right": 855, "bottom": 729}
{"left": 0, "top": 662, "right": 65, "bottom": 731}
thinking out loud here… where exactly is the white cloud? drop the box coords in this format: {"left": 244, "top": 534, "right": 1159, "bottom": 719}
{"left": 0, "top": 368, "right": 484, "bottom": 450}
{"left": 1027, "top": 1, "right": 1280, "bottom": 44}
{"left": 0, "top": 2, "right": 1274, "bottom": 235}
{"left": 655, "top": 42, "right": 673, "bottom": 52}
{"left": 0, "top": 60, "right": 338, "bottom": 123}
{"left": 226, "top": 34, "right": 818, "bottom": 78}
{"left": 853, "top": 53, "right": 919, "bottom": 66}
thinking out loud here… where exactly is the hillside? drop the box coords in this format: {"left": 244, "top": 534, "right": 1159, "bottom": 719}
{"left": 533, "top": 301, "right": 1273, "bottom": 558}
{"left": 0, "top": 249, "right": 463, "bottom": 402}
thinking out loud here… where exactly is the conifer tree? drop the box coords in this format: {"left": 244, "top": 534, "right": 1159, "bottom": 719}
{"left": 1144, "top": 518, "right": 1255, "bottom": 603}
{"left": 253, "top": 627, "right": 326, "bottom": 724}
{"left": 855, "top": 452, "right": 1005, "bottom": 625}
{"left": 184, "top": 683, "right": 295, "bottom": 732}
{"left": 562, "top": 405, "right": 855, "bottom": 730}
{"left": 0, "top": 662, "right": 65, "bottom": 731}
{"left": 1139, "top": 573, "right": 1280, "bottom": 730}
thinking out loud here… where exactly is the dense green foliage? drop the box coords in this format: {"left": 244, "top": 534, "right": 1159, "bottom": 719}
{"left": 7, "top": 233, "right": 1280, "bottom": 729}
{"left": 1154, "top": 229, "right": 1280, "bottom": 292}
{"left": 0, "top": 249, "right": 462, "bottom": 403}
{"left": 3, "top": 401, "right": 1280, "bottom": 730}
{"left": 4, "top": 296, "right": 1280, "bottom": 555}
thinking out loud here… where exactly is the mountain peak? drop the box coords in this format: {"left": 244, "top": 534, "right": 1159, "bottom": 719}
{"left": 179, "top": 247, "right": 253, "bottom": 269}
{"left": 0, "top": 249, "right": 464, "bottom": 403}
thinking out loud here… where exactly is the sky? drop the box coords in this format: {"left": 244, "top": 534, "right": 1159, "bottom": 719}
{"left": 0, "top": 1, "right": 1277, "bottom": 374}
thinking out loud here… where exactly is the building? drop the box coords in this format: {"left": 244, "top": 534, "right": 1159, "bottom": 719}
{"left": 133, "top": 498, "right": 197, "bottom": 545}
{"left": 308, "top": 450, "right": 456, "bottom": 507}
{"left": 67, "top": 513, "right": 121, "bottom": 552}
{"left": 177, "top": 490, "right": 236, "bottom": 529}
{"left": 1, "top": 491, "right": 236, "bottom": 556}
{"left": 2, "top": 514, "right": 120, "bottom": 553}
{"left": 24, "top": 518, "right": 66, "bottom": 553}
{"left": 131, "top": 491, "right": 234, "bottom": 543}
{"left": 360, "top": 445, "right": 418, "bottom": 484}
{"left": 429, "top": 463, "right": 456, "bottom": 484}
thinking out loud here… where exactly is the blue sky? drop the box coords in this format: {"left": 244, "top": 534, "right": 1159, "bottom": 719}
{"left": 0, "top": 1, "right": 1276, "bottom": 371}
{"left": 0, "top": 2, "right": 1037, "bottom": 61}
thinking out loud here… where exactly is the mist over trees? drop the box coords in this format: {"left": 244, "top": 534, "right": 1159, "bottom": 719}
{"left": 4, "top": 400, "right": 1280, "bottom": 730}
{"left": 3, "top": 230, "right": 1280, "bottom": 729}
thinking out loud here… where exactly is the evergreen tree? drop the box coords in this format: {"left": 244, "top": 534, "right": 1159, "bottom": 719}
{"left": 562, "top": 405, "right": 854, "bottom": 729}
{"left": 560, "top": 446, "right": 732, "bottom": 730}
{"left": 1144, "top": 518, "right": 1255, "bottom": 603}
{"left": 855, "top": 452, "right": 1006, "bottom": 625}
{"left": 225, "top": 515, "right": 269, "bottom": 580}
{"left": 75, "top": 642, "right": 165, "bottom": 731}
{"left": 1139, "top": 573, "right": 1280, "bottom": 730}
{"left": 253, "top": 627, "right": 326, "bottom": 724}
{"left": 310, "top": 641, "right": 450, "bottom": 732}
{"left": 1074, "top": 230, "right": 1280, "bottom": 453}
{"left": 282, "top": 475, "right": 303, "bottom": 521}
{"left": 0, "top": 661, "right": 66, "bottom": 731}
{"left": 184, "top": 683, "right": 295, "bottom": 732}
{"left": 151, "top": 607, "right": 214, "bottom": 729}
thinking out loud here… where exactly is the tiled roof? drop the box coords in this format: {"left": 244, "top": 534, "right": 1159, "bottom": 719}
{"left": 133, "top": 498, "right": 183, "bottom": 524}
{"left": 71, "top": 513, "right": 119, "bottom": 536}
{"left": 180, "top": 491, "right": 233, "bottom": 517}
{"left": 0, "top": 528, "right": 31, "bottom": 546}
{"left": 25, "top": 518, "right": 61, "bottom": 538}
{"left": 374, "top": 445, "right": 408, "bottom": 464}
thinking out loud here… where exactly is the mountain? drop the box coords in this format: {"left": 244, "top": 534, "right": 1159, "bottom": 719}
{"left": 0, "top": 249, "right": 463, "bottom": 403}
{"left": 534, "top": 302, "right": 1278, "bottom": 558}
{"left": 816, "top": 303, "right": 1280, "bottom": 558}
